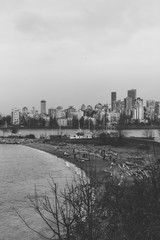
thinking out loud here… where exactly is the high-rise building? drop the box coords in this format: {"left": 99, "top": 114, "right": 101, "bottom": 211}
{"left": 41, "top": 100, "right": 46, "bottom": 115}
{"left": 124, "top": 97, "right": 132, "bottom": 116}
{"left": 127, "top": 89, "right": 137, "bottom": 107}
{"left": 133, "top": 98, "right": 144, "bottom": 121}
{"left": 111, "top": 92, "right": 117, "bottom": 111}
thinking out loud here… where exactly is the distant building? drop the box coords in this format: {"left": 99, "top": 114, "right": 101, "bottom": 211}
{"left": 28, "top": 107, "right": 39, "bottom": 119}
{"left": 128, "top": 89, "right": 137, "bottom": 107}
{"left": 22, "top": 107, "right": 28, "bottom": 115}
{"left": 30, "top": 107, "right": 38, "bottom": 116}
{"left": 115, "top": 100, "right": 124, "bottom": 113}
{"left": 95, "top": 103, "right": 103, "bottom": 112}
{"left": 21, "top": 107, "right": 29, "bottom": 124}
{"left": 81, "top": 104, "right": 86, "bottom": 111}
{"left": 124, "top": 97, "right": 132, "bottom": 116}
{"left": 155, "top": 102, "right": 160, "bottom": 119}
{"left": 56, "top": 106, "right": 66, "bottom": 119}
{"left": 41, "top": 100, "right": 46, "bottom": 115}
{"left": 146, "top": 100, "right": 155, "bottom": 108}
{"left": 111, "top": 92, "right": 117, "bottom": 111}
{"left": 77, "top": 109, "right": 84, "bottom": 119}
{"left": 133, "top": 98, "right": 144, "bottom": 122}
{"left": 146, "top": 100, "right": 155, "bottom": 120}
{"left": 85, "top": 105, "right": 93, "bottom": 117}
{"left": 11, "top": 108, "right": 21, "bottom": 125}
{"left": 66, "top": 106, "right": 77, "bottom": 126}
{"left": 66, "top": 106, "right": 77, "bottom": 118}
{"left": 48, "top": 108, "right": 56, "bottom": 118}
{"left": 108, "top": 111, "right": 120, "bottom": 125}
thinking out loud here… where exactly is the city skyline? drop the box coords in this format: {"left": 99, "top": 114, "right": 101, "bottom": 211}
{"left": 2, "top": 88, "right": 160, "bottom": 116}
{"left": 0, "top": 0, "right": 160, "bottom": 114}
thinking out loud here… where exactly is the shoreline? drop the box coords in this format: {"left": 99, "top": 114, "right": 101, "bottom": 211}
{"left": 1, "top": 125, "right": 160, "bottom": 130}
{"left": 24, "top": 142, "right": 102, "bottom": 176}
{"left": 24, "top": 141, "right": 155, "bottom": 181}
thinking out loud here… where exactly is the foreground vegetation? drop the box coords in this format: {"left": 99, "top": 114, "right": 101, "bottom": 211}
{"left": 15, "top": 144, "right": 160, "bottom": 240}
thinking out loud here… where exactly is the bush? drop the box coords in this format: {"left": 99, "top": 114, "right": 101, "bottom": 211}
{"left": 99, "top": 160, "right": 160, "bottom": 240}
{"left": 25, "top": 134, "right": 36, "bottom": 139}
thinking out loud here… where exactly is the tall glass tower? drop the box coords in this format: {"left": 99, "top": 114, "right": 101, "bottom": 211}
{"left": 111, "top": 92, "right": 117, "bottom": 111}
{"left": 127, "top": 89, "right": 137, "bottom": 107}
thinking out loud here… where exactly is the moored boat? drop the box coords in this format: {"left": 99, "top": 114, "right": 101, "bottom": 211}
{"left": 69, "top": 129, "right": 92, "bottom": 139}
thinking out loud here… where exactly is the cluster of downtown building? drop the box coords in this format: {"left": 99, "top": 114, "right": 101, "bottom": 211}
{"left": 9, "top": 89, "right": 160, "bottom": 128}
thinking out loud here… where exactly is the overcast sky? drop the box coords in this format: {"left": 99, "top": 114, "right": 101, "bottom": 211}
{"left": 0, "top": 0, "right": 160, "bottom": 114}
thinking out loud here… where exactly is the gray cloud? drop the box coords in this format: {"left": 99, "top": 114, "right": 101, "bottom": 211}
{"left": 13, "top": 0, "right": 160, "bottom": 49}
{"left": 0, "top": 0, "right": 160, "bottom": 114}
{"left": 15, "top": 11, "right": 52, "bottom": 41}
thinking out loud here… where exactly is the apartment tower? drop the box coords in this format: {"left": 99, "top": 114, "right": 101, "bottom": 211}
{"left": 124, "top": 97, "right": 132, "bottom": 116}
{"left": 127, "top": 89, "right": 137, "bottom": 107}
{"left": 133, "top": 98, "right": 144, "bottom": 121}
{"left": 41, "top": 100, "right": 46, "bottom": 115}
{"left": 111, "top": 92, "right": 117, "bottom": 111}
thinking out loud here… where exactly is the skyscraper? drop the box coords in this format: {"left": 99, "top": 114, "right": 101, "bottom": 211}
{"left": 133, "top": 98, "right": 144, "bottom": 121}
{"left": 127, "top": 89, "right": 137, "bottom": 107}
{"left": 124, "top": 97, "right": 132, "bottom": 116}
{"left": 41, "top": 100, "right": 46, "bottom": 115}
{"left": 111, "top": 92, "right": 117, "bottom": 111}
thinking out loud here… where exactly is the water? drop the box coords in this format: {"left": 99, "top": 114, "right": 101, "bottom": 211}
{"left": 0, "top": 128, "right": 78, "bottom": 138}
{"left": 123, "top": 129, "right": 160, "bottom": 141}
{"left": 1, "top": 128, "right": 160, "bottom": 140}
{"left": 0, "top": 145, "right": 79, "bottom": 240}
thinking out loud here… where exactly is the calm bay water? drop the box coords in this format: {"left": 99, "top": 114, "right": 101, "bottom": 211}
{"left": 1, "top": 128, "right": 160, "bottom": 140}
{"left": 0, "top": 145, "right": 79, "bottom": 240}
